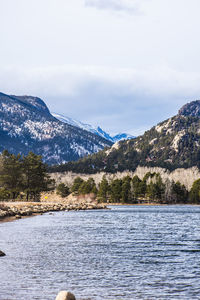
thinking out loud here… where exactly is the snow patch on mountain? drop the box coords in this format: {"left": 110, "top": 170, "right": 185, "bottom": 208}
{"left": 0, "top": 93, "right": 112, "bottom": 164}
{"left": 52, "top": 112, "right": 135, "bottom": 142}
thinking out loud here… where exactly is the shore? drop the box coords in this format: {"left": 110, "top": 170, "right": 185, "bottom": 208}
{"left": 0, "top": 195, "right": 107, "bottom": 223}
{"left": 106, "top": 202, "right": 159, "bottom": 205}
{"left": 1, "top": 199, "right": 196, "bottom": 223}
{"left": 105, "top": 201, "right": 198, "bottom": 205}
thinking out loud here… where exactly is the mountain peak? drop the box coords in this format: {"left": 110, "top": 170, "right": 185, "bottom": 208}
{"left": 11, "top": 95, "right": 50, "bottom": 114}
{"left": 52, "top": 112, "right": 134, "bottom": 142}
{"left": 178, "top": 100, "right": 200, "bottom": 117}
{"left": 0, "top": 92, "right": 112, "bottom": 164}
{"left": 55, "top": 99, "right": 200, "bottom": 174}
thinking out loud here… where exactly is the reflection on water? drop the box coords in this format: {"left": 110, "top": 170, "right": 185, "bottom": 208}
{"left": 0, "top": 205, "right": 200, "bottom": 299}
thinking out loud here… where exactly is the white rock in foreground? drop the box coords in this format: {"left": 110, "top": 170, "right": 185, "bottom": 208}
{"left": 56, "top": 291, "right": 76, "bottom": 300}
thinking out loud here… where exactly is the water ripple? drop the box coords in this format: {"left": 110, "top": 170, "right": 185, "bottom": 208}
{"left": 0, "top": 205, "right": 200, "bottom": 299}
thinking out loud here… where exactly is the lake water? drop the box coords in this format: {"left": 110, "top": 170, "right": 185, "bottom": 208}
{"left": 0, "top": 205, "right": 200, "bottom": 300}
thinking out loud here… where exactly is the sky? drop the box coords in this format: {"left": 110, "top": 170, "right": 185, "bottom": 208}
{"left": 1, "top": 0, "right": 200, "bottom": 136}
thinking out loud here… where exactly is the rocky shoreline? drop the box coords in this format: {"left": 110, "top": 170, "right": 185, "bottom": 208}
{"left": 0, "top": 199, "right": 107, "bottom": 222}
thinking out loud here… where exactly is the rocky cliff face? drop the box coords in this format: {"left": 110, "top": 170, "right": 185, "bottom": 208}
{"left": 178, "top": 100, "right": 200, "bottom": 117}
{"left": 0, "top": 92, "right": 112, "bottom": 164}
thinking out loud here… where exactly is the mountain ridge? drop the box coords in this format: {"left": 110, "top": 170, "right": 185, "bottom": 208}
{"left": 52, "top": 112, "right": 135, "bottom": 142}
{"left": 0, "top": 92, "right": 112, "bottom": 164}
{"left": 178, "top": 100, "right": 200, "bottom": 117}
{"left": 50, "top": 100, "right": 200, "bottom": 173}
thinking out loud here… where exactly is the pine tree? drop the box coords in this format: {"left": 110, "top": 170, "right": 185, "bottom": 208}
{"left": 132, "top": 175, "right": 142, "bottom": 199}
{"left": 78, "top": 178, "right": 97, "bottom": 195}
{"left": 146, "top": 173, "right": 165, "bottom": 201}
{"left": 56, "top": 183, "right": 70, "bottom": 198}
{"left": 189, "top": 179, "right": 200, "bottom": 203}
{"left": 71, "top": 177, "right": 84, "bottom": 194}
{"left": 172, "top": 181, "right": 188, "bottom": 203}
{"left": 0, "top": 150, "right": 23, "bottom": 199}
{"left": 109, "top": 179, "right": 122, "bottom": 203}
{"left": 22, "top": 152, "right": 52, "bottom": 201}
{"left": 121, "top": 176, "right": 131, "bottom": 203}
{"left": 97, "top": 175, "right": 109, "bottom": 202}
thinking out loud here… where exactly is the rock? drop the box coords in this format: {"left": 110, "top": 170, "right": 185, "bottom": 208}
{"left": 55, "top": 291, "right": 76, "bottom": 300}
{"left": 0, "top": 250, "right": 6, "bottom": 257}
{"left": 15, "top": 215, "right": 21, "bottom": 219}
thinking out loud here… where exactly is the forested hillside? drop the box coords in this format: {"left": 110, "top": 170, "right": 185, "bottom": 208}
{"left": 49, "top": 100, "right": 200, "bottom": 173}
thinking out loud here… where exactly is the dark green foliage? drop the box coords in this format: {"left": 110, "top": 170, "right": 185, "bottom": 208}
{"left": 189, "top": 179, "right": 200, "bottom": 203}
{"left": 71, "top": 177, "right": 84, "bottom": 194}
{"left": 121, "top": 176, "right": 131, "bottom": 203}
{"left": 78, "top": 178, "right": 97, "bottom": 195}
{"left": 22, "top": 152, "right": 53, "bottom": 201}
{"left": 172, "top": 181, "right": 188, "bottom": 203}
{"left": 56, "top": 183, "right": 70, "bottom": 198}
{"left": 0, "top": 150, "right": 23, "bottom": 199}
{"left": 139, "top": 180, "right": 147, "bottom": 197}
{"left": 0, "top": 188, "right": 10, "bottom": 200}
{"left": 109, "top": 179, "right": 122, "bottom": 202}
{"left": 0, "top": 150, "right": 53, "bottom": 201}
{"left": 146, "top": 174, "right": 165, "bottom": 201}
{"left": 69, "top": 172, "right": 196, "bottom": 204}
{"left": 97, "top": 175, "right": 109, "bottom": 202}
{"left": 132, "top": 175, "right": 142, "bottom": 199}
{"left": 71, "top": 177, "right": 98, "bottom": 195}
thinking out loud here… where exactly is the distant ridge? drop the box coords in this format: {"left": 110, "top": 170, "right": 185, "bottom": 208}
{"left": 0, "top": 92, "right": 112, "bottom": 164}
{"left": 50, "top": 100, "right": 200, "bottom": 173}
{"left": 52, "top": 112, "right": 135, "bottom": 142}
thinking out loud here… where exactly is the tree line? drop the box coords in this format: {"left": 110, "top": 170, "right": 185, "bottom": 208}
{"left": 1, "top": 149, "right": 200, "bottom": 204}
{"left": 0, "top": 150, "right": 53, "bottom": 201}
{"left": 57, "top": 172, "right": 200, "bottom": 204}
{"left": 49, "top": 115, "right": 200, "bottom": 175}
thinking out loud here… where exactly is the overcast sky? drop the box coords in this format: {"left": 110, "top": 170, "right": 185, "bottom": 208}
{"left": 1, "top": 0, "right": 200, "bottom": 135}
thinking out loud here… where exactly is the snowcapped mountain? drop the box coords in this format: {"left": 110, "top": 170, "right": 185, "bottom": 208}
{"left": 112, "top": 133, "right": 135, "bottom": 142}
{"left": 57, "top": 99, "right": 200, "bottom": 174}
{"left": 0, "top": 92, "right": 112, "bottom": 164}
{"left": 52, "top": 113, "right": 135, "bottom": 142}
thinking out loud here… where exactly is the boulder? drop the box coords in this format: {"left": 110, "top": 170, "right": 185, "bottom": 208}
{"left": 0, "top": 250, "right": 6, "bottom": 257}
{"left": 15, "top": 215, "right": 21, "bottom": 219}
{"left": 55, "top": 291, "right": 76, "bottom": 300}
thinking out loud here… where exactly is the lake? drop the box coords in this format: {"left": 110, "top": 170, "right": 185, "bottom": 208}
{"left": 0, "top": 205, "right": 200, "bottom": 300}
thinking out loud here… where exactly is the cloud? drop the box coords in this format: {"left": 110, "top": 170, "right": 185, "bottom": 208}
{"left": 84, "top": 0, "right": 142, "bottom": 14}
{"left": 1, "top": 64, "right": 200, "bottom": 135}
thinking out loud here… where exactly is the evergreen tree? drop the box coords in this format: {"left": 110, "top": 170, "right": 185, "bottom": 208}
{"left": 139, "top": 179, "right": 147, "bottom": 198}
{"left": 0, "top": 187, "right": 10, "bottom": 201}
{"left": 109, "top": 179, "right": 122, "bottom": 202}
{"left": 71, "top": 177, "right": 84, "bottom": 194}
{"left": 132, "top": 175, "right": 142, "bottom": 199}
{"left": 121, "top": 176, "right": 131, "bottom": 203}
{"left": 0, "top": 150, "right": 23, "bottom": 199}
{"left": 56, "top": 183, "right": 70, "bottom": 198}
{"left": 97, "top": 175, "right": 109, "bottom": 202}
{"left": 91, "top": 184, "right": 98, "bottom": 195}
{"left": 146, "top": 174, "right": 165, "bottom": 201}
{"left": 172, "top": 181, "right": 188, "bottom": 203}
{"left": 78, "top": 178, "right": 97, "bottom": 195}
{"left": 22, "top": 152, "right": 52, "bottom": 201}
{"left": 189, "top": 179, "right": 200, "bottom": 203}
